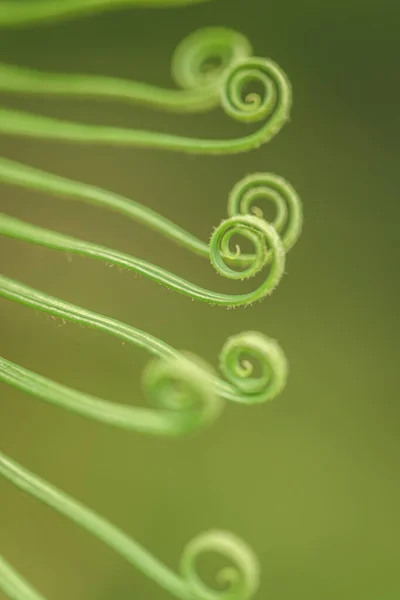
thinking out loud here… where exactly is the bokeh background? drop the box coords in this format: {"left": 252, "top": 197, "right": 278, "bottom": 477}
{"left": 0, "top": 0, "right": 399, "bottom": 598}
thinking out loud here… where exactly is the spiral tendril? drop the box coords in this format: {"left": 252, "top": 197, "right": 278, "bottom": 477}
{"left": 0, "top": 57, "right": 291, "bottom": 154}
{"left": 0, "top": 275, "right": 288, "bottom": 409}
{"left": 0, "top": 453, "right": 259, "bottom": 600}
{"left": 228, "top": 173, "right": 303, "bottom": 253}
{"left": 209, "top": 215, "right": 286, "bottom": 304}
{"left": 0, "top": 213, "right": 286, "bottom": 306}
{"left": 142, "top": 356, "right": 224, "bottom": 433}
{"left": 0, "top": 352, "right": 223, "bottom": 436}
{"left": 217, "top": 331, "right": 288, "bottom": 404}
{"left": 172, "top": 28, "right": 252, "bottom": 94}
{"left": 0, "top": 158, "right": 301, "bottom": 270}
{"left": 0, "top": 28, "right": 252, "bottom": 114}
{"left": 181, "top": 530, "right": 260, "bottom": 600}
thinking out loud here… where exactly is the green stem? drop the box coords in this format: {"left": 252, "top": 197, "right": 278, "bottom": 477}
{"left": 0, "top": 157, "right": 303, "bottom": 264}
{"left": 0, "top": 213, "right": 286, "bottom": 307}
{"left": 0, "top": 452, "right": 260, "bottom": 600}
{"left": 0, "top": 57, "right": 291, "bottom": 155}
{"left": 0, "top": 28, "right": 252, "bottom": 114}
{"left": 0, "top": 556, "right": 47, "bottom": 600}
{"left": 0, "top": 275, "right": 288, "bottom": 405}
{"left": 0, "top": 0, "right": 214, "bottom": 27}
{"left": 0, "top": 157, "right": 208, "bottom": 258}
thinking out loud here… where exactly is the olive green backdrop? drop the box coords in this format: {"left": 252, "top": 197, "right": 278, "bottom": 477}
{"left": 0, "top": 0, "right": 399, "bottom": 598}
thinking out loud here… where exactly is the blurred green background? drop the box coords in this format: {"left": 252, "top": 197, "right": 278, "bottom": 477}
{"left": 0, "top": 0, "right": 399, "bottom": 598}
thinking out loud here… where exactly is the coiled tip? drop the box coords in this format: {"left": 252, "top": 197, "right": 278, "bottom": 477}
{"left": 227, "top": 173, "right": 303, "bottom": 253}
{"left": 209, "top": 214, "right": 286, "bottom": 300}
{"left": 181, "top": 530, "right": 260, "bottom": 600}
{"left": 172, "top": 27, "right": 253, "bottom": 92}
{"left": 220, "top": 56, "right": 292, "bottom": 143}
{"left": 143, "top": 356, "right": 224, "bottom": 434}
{"left": 220, "top": 331, "right": 288, "bottom": 404}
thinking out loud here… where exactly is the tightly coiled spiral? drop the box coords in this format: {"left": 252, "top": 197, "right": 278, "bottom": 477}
{"left": 0, "top": 54, "right": 291, "bottom": 154}
{"left": 209, "top": 215, "right": 286, "bottom": 304}
{"left": 0, "top": 213, "right": 286, "bottom": 306}
{"left": 181, "top": 530, "right": 260, "bottom": 600}
{"left": 0, "top": 27, "right": 252, "bottom": 115}
{"left": 172, "top": 27, "right": 252, "bottom": 95}
{"left": 143, "top": 355, "right": 224, "bottom": 434}
{"left": 217, "top": 331, "right": 288, "bottom": 405}
{"left": 228, "top": 173, "right": 303, "bottom": 254}
{"left": 0, "top": 453, "right": 260, "bottom": 600}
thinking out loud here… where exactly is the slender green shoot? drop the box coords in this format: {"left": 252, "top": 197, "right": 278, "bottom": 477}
{"left": 0, "top": 275, "right": 288, "bottom": 406}
{"left": 0, "top": 556, "right": 46, "bottom": 600}
{"left": 0, "top": 57, "right": 291, "bottom": 155}
{"left": 0, "top": 28, "right": 252, "bottom": 114}
{"left": 0, "top": 157, "right": 303, "bottom": 262}
{"left": 0, "top": 213, "right": 286, "bottom": 307}
{"left": 0, "top": 0, "right": 215, "bottom": 28}
{"left": 0, "top": 452, "right": 260, "bottom": 600}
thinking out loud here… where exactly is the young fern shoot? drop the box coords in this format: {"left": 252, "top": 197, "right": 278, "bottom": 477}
{"left": 0, "top": 3, "right": 299, "bottom": 599}
{"left": 0, "top": 28, "right": 252, "bottom": 114}
{"left": 0, "top": 213, "right": 287, "bottom": 307}
{"left": 0, "top": 57, "right": 291, "bottom": 155}
{"left": 0, "top": 158, "right": 303, "bottom": 263}
{"left": 0, "top": 452, "right": 260, "bottom": 600}
{"left": 0, "top": 275, "right": 288, "bottom": 409}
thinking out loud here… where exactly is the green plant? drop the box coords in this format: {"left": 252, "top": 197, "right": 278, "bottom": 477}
{"left": 0, "top": 4, "right": 301, "bottom": 600}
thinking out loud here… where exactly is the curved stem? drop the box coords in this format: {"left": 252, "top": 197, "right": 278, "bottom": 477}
{"left": 0, "top": 56, "right": 292, "bottom": 155}
{"left": 0, "top": 102, "right": 287, "bottom": 155}
{"left": 0, "top": 452, "right": 260, "bottom": 600}
{"left": 0, "top": 28, "right": 253, "bottom": 114}
{"left": 0, "top": 61, "right": 219, "bottom": 112}
{"left": 0, "top": 556, "right": 47, "bottom": 600}
{"left": 0, "top": 275, "right": 288, "bottom": 405}
{"left": 0, "top": 213, "right": 286, "bottom": 307}
{"left": 0, "top": 157, "right": 209, "bottom": 258}
{"left": 0, "top": 0, "right": 213, "bottom": 27}
{"left": 0, "top": 354, "right": 223, "bottom": 436}
{"left": 0, "top": 452, "right": 188, "bottom": 600}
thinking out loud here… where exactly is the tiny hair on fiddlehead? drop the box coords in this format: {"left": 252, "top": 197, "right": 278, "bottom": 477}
{"left": 0, "top": 57, "right": 291, "bottom": 155}
{"left": 0, "top": 158, "right": 303, "bottom": 264}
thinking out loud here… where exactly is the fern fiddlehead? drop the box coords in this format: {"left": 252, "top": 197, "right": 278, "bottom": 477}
{"left": 0, "top": 275, "right": 288, "bottom": 408}
{"left": 0, "top": 1, "right": 298, "bottom": 598}
{"left": 0, "top": 56, "right": 291, "bottom": 155}
{"left": 0, "top": 452, "right": 260, "bottom": 600}
{"left": 0, "top": 28, "right": 252, "bottom": 114}
{"left": 0, "top": 158, "right": 303, "bottom": 262}
{"left": 0, "top": 213, "right": 286, "bottom": 306}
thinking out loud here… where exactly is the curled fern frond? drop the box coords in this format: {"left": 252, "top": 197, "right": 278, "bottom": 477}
{"left": 0, "top": 157, "right": 302, "bottom": 264}
{"left": 0, "top": 27, "right": 252, "bottom": 113}
{"left": 0, "top": 452, "right": 260, "bottom": 600}
{"left": 218, "top": 331, "right": 288, "bottom": 404}
{"left": 0, "top": 354, "right": 224, "bottom": 436}
{"left": 0, "top": 0, "right": 214, "bottom": 28}
{"left": 0, "top": 56, "right": 291, "bottom": 154}
{"left": 0, "top": 275, "right": 288, "bottom": 406}
{"left": 0, "top": 213, "right": 286, "bottom": 306}
{"left": 228, "top": 173, "right": 303, "bottom": 253}
{"left": 0, "top": 28, "right": 252, "bottom": 114}
{"left": 181, "top": 530, "right": 260, "bottom": 600}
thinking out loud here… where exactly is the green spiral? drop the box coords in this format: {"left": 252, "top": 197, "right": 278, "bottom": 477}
{"left": 0, "top": 55, "right": 291, "bottom": 154}
{"left": 0, "top": 28, "right": 252, "bottom": 114}
{"left": 0, "top": 453, "right": 260, "bottom": 600}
